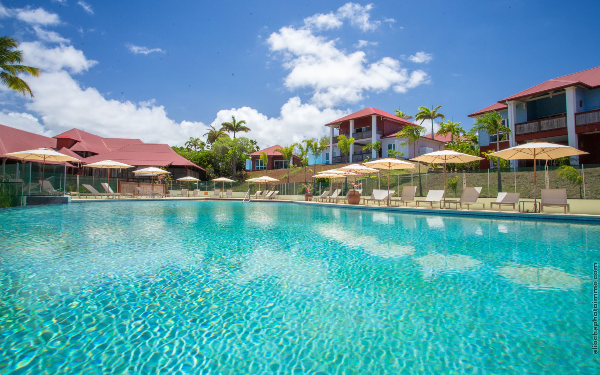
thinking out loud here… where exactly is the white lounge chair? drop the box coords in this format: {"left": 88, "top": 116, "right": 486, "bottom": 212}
{"left": 416, "top": 190, "right": 445, "bottom": 208}
{"left": 392, "top": 186, "right": 417, "bottom": 206}
{"left": 444, "top": 187, "right": 483, "bottom": 210}
{"left": 326, "top": 189, "right": 342, "bottom": 203}
{"left": 490, "top": 192, "right": 520, "bottom": 212}
{"left": 364, "top": 189, "right": 395, "bottom": 206}
{"left": 541, "top": 189, "right": 570, "bottom": 213}
{"left": 313, "top": 190, "right": 330, "bottom": 202}
{"left": 101, "top": 183, "right": 131, "bottom": 198}
{"left": 212, "top": 189, "right": 221, "bottom": 197}
{"left": 225, "top": 189, "right": 233, "bottom": 198}
{"left": 192, "top": 189, "right": 200, "bottom": 197}
{"left": 83, "top": 184, "right": 108, "bottom": 199}
{"left": 265, "top": 191, "right": 275, "bottom": 199}
{"left": 251, "top": 191, "right": 262, "bottom": 199}
{"left": 41, "top": 180, "right": 62, "bottom": 196}
{"left": 178, "top": 188, "right": 189, "bottom": 197}
{"left": 268, "top": 191, "right": 279, "bottom": 200}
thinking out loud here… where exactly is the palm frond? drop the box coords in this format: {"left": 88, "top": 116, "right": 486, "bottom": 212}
{"left": 0, "top": 71, "right": 34, "bottom": 97}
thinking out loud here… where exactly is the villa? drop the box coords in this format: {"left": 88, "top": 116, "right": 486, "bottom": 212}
{"left": 469, "top": 65, "right": 600, "bottom": 167}
{"left": 246, "top": 145, "right": 302, "bottom": 171}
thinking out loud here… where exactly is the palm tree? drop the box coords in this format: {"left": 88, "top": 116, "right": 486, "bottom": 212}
{"left": 185, "top": 137, "right": 204, "bottom": 151}
{"left": 1, "top": 36, "right": 41, "bottom": 97}
{"left": 220, "top": 115, "right": 250, "bottom": 139}
{"left": 397, "top": 125, "right": 425, "bottom": 196}
{"left": 395, "top": 110, "right": 413, "bottom": 120}
{"left": 204, "top": 125, "right": 226, "bottom": 145}
{"left": 473, "top": 111, "right": 511, "bottom": 192}
{"left": 436, "top": 121, "right": 465, "bottom": 143}
{"left": 297, "top": 140, "right": 312, "bottom": 183}
{"left": 308, "top": 137, "right": 329, "bottom": 175}
{"left": 362, "top": 141, "right": 382, "bottom": 158}
{"left": 259, "top": 151, "right": 269, "bottom": 176}
{"left": 415, "top": 105, "right": 445, "bottom": 140}
{"left": 274, "top": 144, "right": 297, "bottom": 184}
{"left": 337, "top": 134, "right": 355, "bottom": 163}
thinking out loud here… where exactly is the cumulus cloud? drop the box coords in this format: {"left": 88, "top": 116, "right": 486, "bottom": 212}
{"left": 303, "top": 2, "right": 381, "bottom": 32}
{"left": 355, "top": 40, "right": 378, "bottom": 48}
{"left": 267, "top": 26, "right": 429, "bottom": 107}
{"left": 33, "top": 26, "right": 70, "bottom": 43}
{"left": 16, "top": 7, "right": 60, "bottom": 25}
{"left": 0, "top": 111, "right": 51, "bottom": 136}
{"left": 77, "top": 1, "right": 94, "bottom": 15}
{"left": 303, "top": 12, "right": 342, "bottom": 30}
{"left": 417, "top": 119, "right": 442, "bottom": 136}
{"left": 408, "top": 51, "right": 433, "bottom": 64}
{"left": 20, "top": 42, "right": 97, "bottom": 73}
{"left": 127, "top": 44, "right": 165, "bottom": 55}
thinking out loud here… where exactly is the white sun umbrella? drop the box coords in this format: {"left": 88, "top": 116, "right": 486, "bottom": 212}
{"left": 177, "top": 175, "right": 201, "bottom": 193}
{"left": 364, "top": 158, "right": 416, "bottom": 206}
{"left": 488, "top": 142, "right": 588, "bottom": 211}
{"left": 212, "top": 177, "right": 235, "bottom": 193}
{"left": 247, "top": 175, "right": 279, "bottom": 191}
{"left": 132, "top": 167, "right": 171, "bottom": 185}
{"left": 85, "top": 160, "right": 134, "bottom": 192}
{"left": 314, "top": 172, "right": 357, "bottom": 194}
{"left": 411, "top": 150, "right": 483, "bottom": 203}
{"left": 6, "top": 148, "right": 80, "bottom": 182}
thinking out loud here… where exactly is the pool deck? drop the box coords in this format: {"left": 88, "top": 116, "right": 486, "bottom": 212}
{"left": 67, "top": 196, "right": 600, "bottom": 223}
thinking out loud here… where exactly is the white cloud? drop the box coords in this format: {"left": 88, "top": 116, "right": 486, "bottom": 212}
{"left": 16, "top": 7, "right": 60, "bottom": 25}
{"left": 408, "top": 51, "right": 433, "bottom": 64}
{"left": 417, "top": 119, "right": 442, "bottom": 136}
{"left": 355, "top": 40, "right": 378, "bottom": 48}
{"left": 303, "top": 12, "right": 342, "bottom": 30}
{"left": 33, "top": 26, "right": 70, "bottom": 43}
{"left": 0, "top": 111, "right": 51, "bottom": 136}
{"left": 0, "top": 3, "right": 9, "bottom": 18}
{"left": 127, "top": 44, "right": 165, "bottom": 55}
{"left": 337, "top": 3, "right": 380, "bottom": 32}
{"left": 20, "top": 42, "right": 97, "bottom": 73}
{"left": 77, "top": 1, "right": 94, "bottom": 15}
{"left": 210, "top": 97, "right": 347, "bottom": 148}
{"left": 383, "top": 17, "right": 396, "bottom": 23}
{"left": 268, "top": 26, "right": 429, "bottom": 107}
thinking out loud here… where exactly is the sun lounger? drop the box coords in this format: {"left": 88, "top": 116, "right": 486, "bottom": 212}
{"left": 416, "top": 190, "right": 445, "bottom": 208}
{"left": 540, "top": 189, "right": 570, "bottom": 213}
{"left": 212, "top": 189, "right": 221, "bottom": 197}
{"left": 326, "top": 189, "right": 342, "bottom": 203}
{"left": 444, "top": 187, "right": 483, "bottom": 210}
{"left": 313, "top": 190, "right": 330, "bottom": 202}
{"left": 178, "top": 188, "right": 188, "bottom": 197}
{"left": 268, "top": 191, "right": 279, "bottom": 199}
{"left": 41, "top": 180, "right": 62, "bottom": 196}
{"left": 135, "top": 186, "right": 149, "bottom": 197}
{"left": 83, "top": 184, "right": 108, "bottom": 198}
{"left": 260, "top": 190, "right": 269, "bottom": 198}
{"left": 192, "top": 189, "right": 200, "bottom": 197}
{"left": 364, "top": 189, "right": 395, "bottom": 206}
{"left": 490, "top": 192, "right": 520, "bottom": 211}
{"left": 265, "top": 191, "right": 275, "bottom": 199}
{"left": 145, "top": 187, "right": 165, "bottom": 198}
{"left": 101, "top": 183, "right": 130, "bottom": 198}
{"left": 251, "top": 191, "right": 262, "bottom": 199}
{"left": 225, "top": 189, "right": 233, "bottom": 198}
{"left": 335, "top": 189, "right": 362, "bottom": 204}
{"left": 392, "top": 186, "right": 417, "bottom": 206}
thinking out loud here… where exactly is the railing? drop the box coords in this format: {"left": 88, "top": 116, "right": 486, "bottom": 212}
{"left": 515, "top": 114, "right": 566, "bottom": 135}
{"left": 576, "top": 108, "right": 600, "bottom": 126}
{"left": 353, "top": 131, "right": 382, "bottom": 140}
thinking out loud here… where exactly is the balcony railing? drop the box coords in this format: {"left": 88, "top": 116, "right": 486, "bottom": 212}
{"left": 515, "top": 114, "right": 566, "bottom": 135}
{"left": 353, "top": 130, "right": 382, "bottom": 140}
{"left": 576, "top": 108, "right": 600, "bottom": 126}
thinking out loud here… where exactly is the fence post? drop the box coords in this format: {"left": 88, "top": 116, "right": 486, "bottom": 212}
{"left": 487, "top": 168, "right": 490, "bottom": 198}
{"left": 582, "top": 164, "right": 586, "bottom": 199}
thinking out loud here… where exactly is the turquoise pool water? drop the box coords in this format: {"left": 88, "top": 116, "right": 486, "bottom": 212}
{"left": 0, "top": 201, "right": 598, "bottom": 373}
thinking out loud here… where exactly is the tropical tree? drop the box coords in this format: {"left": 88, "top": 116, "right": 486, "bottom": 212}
{"left": 415, "top": 105, "right": 445, "bottom": 140}
{"left": 1, "top": 36, "right": 41, "bottom": 97}
{"left": 297, "top": 140, "right": 312, "bottom": 183}
{"left": 259, "top": 151, "right": 269, "bottom": 176}
{"left": 212, "top": 137, "right": 256, "bottom": 179}
{"left": 204, "top": 125, "right": 227, "bottom": 145}
{"left": 395, "top": 110, "right": 413, "bottom": 120}
{"left": 396, "top": 125, "right": 425, "bottom": 196}
{"left": 274, "top": 144, "right": 297, "bottom": 184}
{"left": 308, "top": 137, "right": 329, "bottom": 175}
{"left": 473, "top": 110, "right": 511, "bottom": 192}
{"left": 185, "top": 137, "right": 205, "bottom": 151}
{"left": 464, "top": 128, "right": 479, "bottom": 145}
{"left": 337, "top": 134, "right": 355, "bottom": 163}
{"left": 558, "top": 165, "right": 583, "bottom": 198}
{"left": 436, "top": 121, "right": 464, "bottom": 143}
{"left": 220, "top": 115, "right": 250, "bottom": 139}
{"left": 362, "top": 141, "right": 382, "bottom": 158}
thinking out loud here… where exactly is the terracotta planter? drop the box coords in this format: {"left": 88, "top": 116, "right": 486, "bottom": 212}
{"left": 304, "top": 193, "right": 313, "bottom": 201}
{"left": 347, "top": 190, "right": 361, "bottom": 205}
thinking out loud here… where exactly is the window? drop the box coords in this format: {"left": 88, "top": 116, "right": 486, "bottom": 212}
{"left": 325, "top": 153, "right": 330, "bottom": 163}
{"left": 274, "top": 160, "right": 289, "bottom": 169}
{"left": 255, "top": 159, "right": 266, "bottom": 170}
{"left": 387, "top": 143, "right": 396, "bottom": 151}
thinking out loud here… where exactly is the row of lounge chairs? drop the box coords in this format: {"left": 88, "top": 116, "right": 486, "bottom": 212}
{"left": 249, "top": 190, "right": 279, "bottom": 200}
{"left": 311, "top": 186, "right": 571, "bottom": 213}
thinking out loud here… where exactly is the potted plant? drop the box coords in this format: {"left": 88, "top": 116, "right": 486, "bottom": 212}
{"left": 347, "top": 182, "right": 362, "bottom": 205}
{"left": 300, "top": 184, "right": 312, "bottom": 201}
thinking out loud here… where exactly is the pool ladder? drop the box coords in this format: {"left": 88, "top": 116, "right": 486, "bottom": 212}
{"left": 243, "top": 189, "right": 250, "bottom": 202}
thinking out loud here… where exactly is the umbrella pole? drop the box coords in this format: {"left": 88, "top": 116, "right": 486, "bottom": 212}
{"left": 387, "top": 167, "right": 391, "bottom": 206}
{"left": 443, "top": 158, "right": 447, "bottom": 207}
{"left": 533, "top": 152, "right": 537, "bottom": 212}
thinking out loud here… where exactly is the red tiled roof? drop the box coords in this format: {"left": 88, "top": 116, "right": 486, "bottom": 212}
{"left": 500, "top": 66, "right": 600, "bottom": 102}
{"left": 325, "top": 107, "right": 416, "bottom": 126}
{"left": 0, "top": 124, "right": 57, "bottom": 159}
{"left": 103, "top": 138, "right": 143, "bottom": 151}
{"left": 82, "top": 143, "right": 204, "bottom": 170}
{"left": 250, "top": 145, "right": 284, "bottom": 156}
{"left": 57, "top": 147, "right": 83, "bottom": 160}
{"left": 468, "top": 102, "right": 508, "bottom": 118}
{"left": 54, "top": 135, "right": 81, "bottom": 142}
{"left": 54, "top": 128, "right": 111, "bottom": 154}
{"left": 421, "top": 133, "right": 467, "bottom": 143}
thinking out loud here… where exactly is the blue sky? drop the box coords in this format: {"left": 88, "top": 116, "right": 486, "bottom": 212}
{"left": 1, "top": 0, "right": 599, "bottom": 148}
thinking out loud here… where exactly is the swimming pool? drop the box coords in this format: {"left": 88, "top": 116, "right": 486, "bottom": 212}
{"left": 0, "top": 201, "right": 598, "bottom": 373}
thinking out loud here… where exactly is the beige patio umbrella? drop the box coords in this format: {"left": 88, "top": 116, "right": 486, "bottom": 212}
{"left": 411, "top": 150, "right": 483, "bottom": 203}
{"left": 314, "top": 172, "right": 357, "bottom": 195}
{"left": 132, "top": 167, "right": 171, "bottom": 186}
{"left": 247, "top": 175, "right": 279, "bottom": 192}
{"left": 6, "top": 148, "right": 80, "bottom": 182}
{"left": 177, "top": 176, "right": 201, "bottom": 195}
{"left": 488, "top": 142, "right": 588, "bottom": 212}
{"left": 85, "top": 160, "right": 134, "bottom": 193}
{"left": 212, "top": 177, "right": 235, "bottom": 194}
{"left": 364, "top": 158, "right": 416, "bottom": 206}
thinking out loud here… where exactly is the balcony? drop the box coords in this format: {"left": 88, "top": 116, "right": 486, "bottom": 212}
{"left": 515, "top": 114, "right": 566, "bottom": 135}
{"left": 331, "top": 131, "right": 383, "bottom": 143}
{"left": 576, "top": 108, "right": 600, "bottom": 126}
